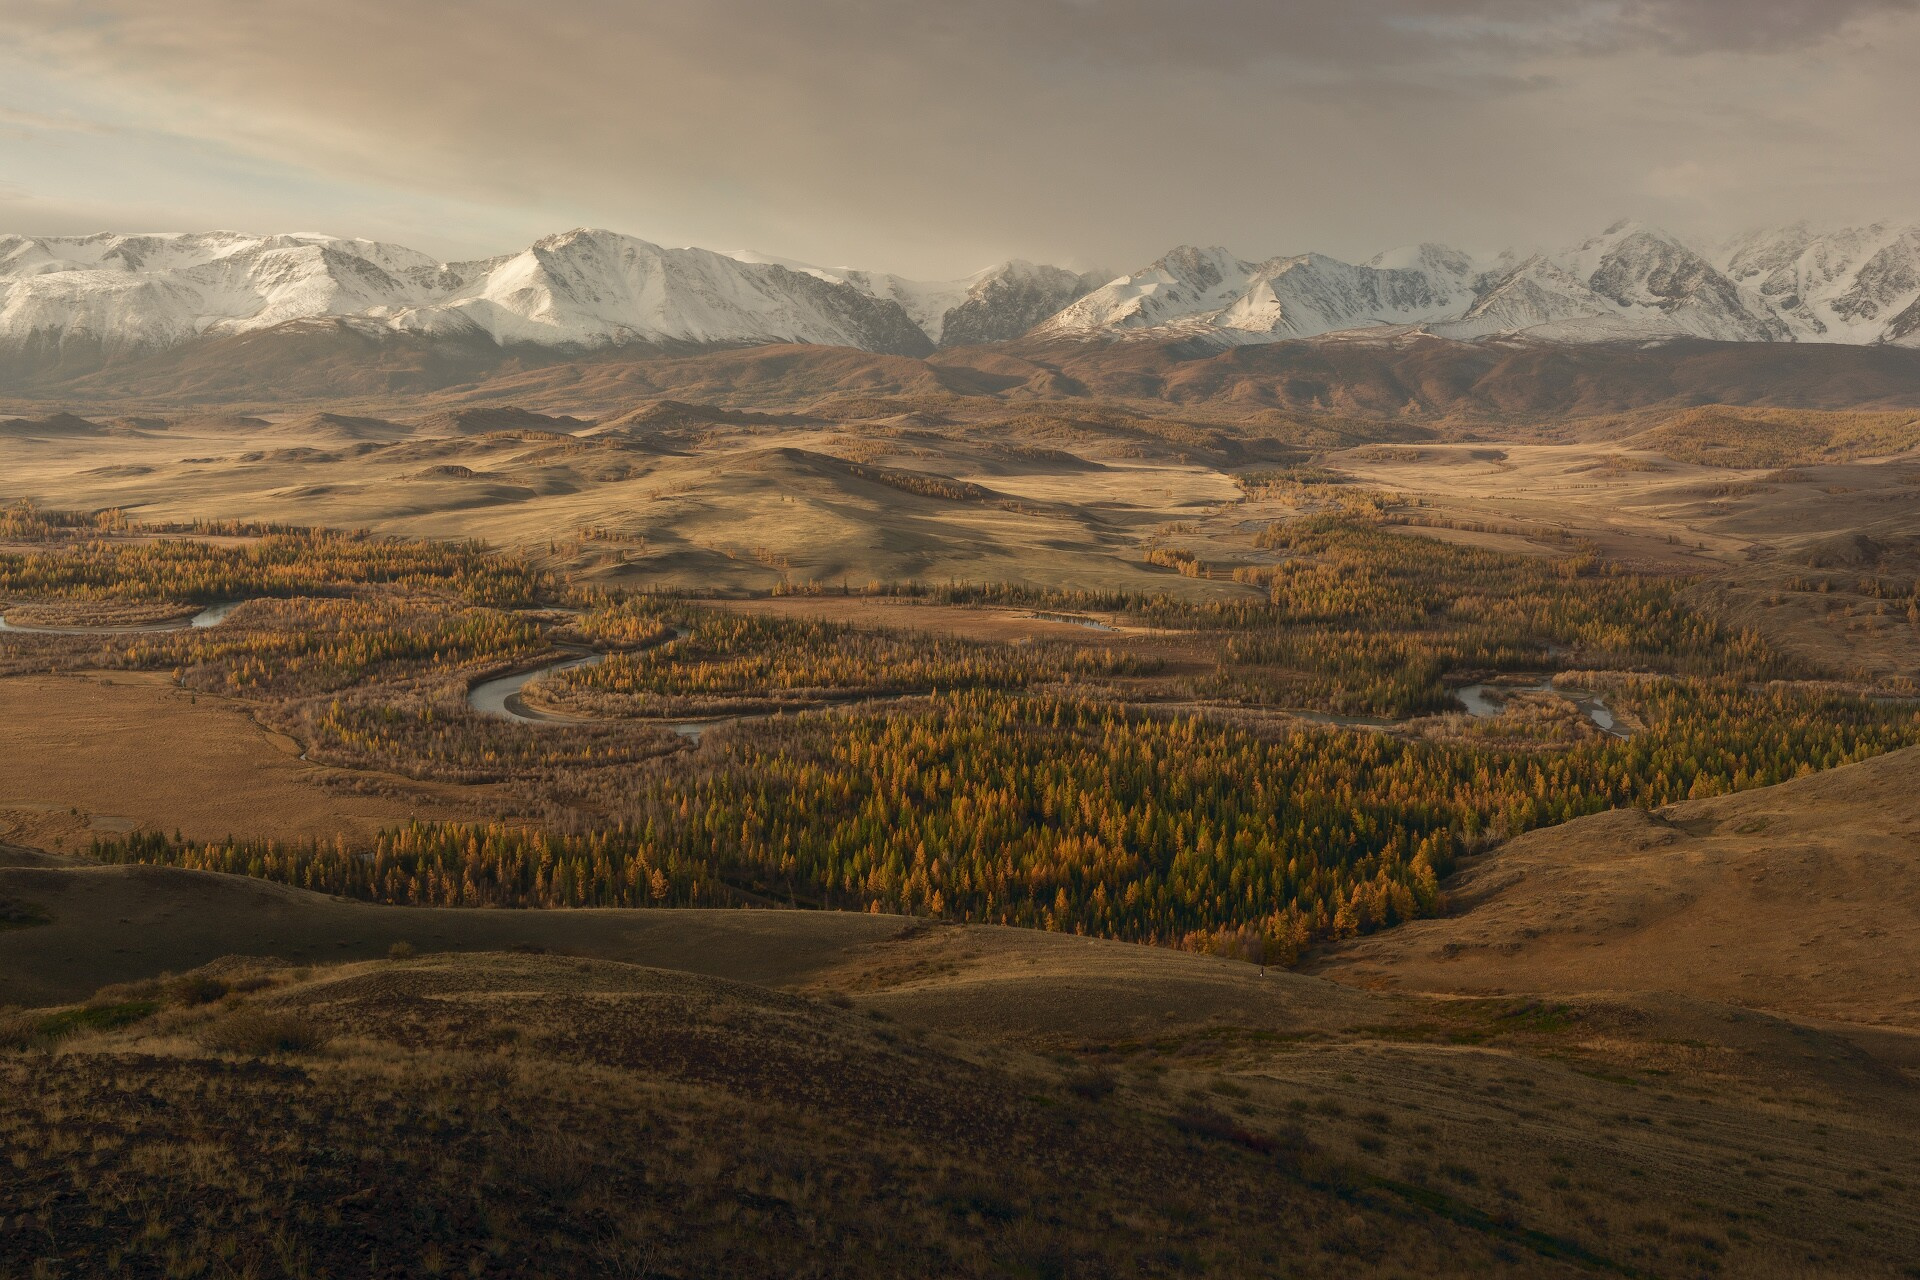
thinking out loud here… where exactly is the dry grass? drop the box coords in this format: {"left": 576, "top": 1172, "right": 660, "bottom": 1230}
{"left": 0, "top": 953, "right": 1592, "bottom": 1279}
{"left": 0, "top": 671, "right": 469, "bottom": 848}
{"left": 7, "top": 740, "right": 1920, "bottom": 1274}
{"left": 5, "top": 944, "right": 1916, "bottom": 1278}
{"left": 1620, "top": 406, "right": 1920, "bottom": 467}
{"left": 0, "top": 413, "right": 1257, "bottom": 598}
{"left": 1312, "top": 743, "right": 1920, "bottom": 1028}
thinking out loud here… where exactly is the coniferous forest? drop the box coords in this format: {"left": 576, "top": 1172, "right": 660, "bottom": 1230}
{"left": 5, "top": 500, "right": 1916, "bottom": 963}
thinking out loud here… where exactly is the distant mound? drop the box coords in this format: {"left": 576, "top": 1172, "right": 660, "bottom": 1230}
{"left": 266, "top": 411, "right": 408, "bottom": 443}
{"left": 1797, "top": 531, "right": 1920, "bottom": 570}
{"left": 402, "top": 464, "right": 492, "bottom": 481}
{"left": 1623, "top": 407, "right": 1844, "bottom": 467}
{"left": 0, "top": 411, "right": 104, "bottom": 437}
{"left": 158, "top": 413, "right": 274, "bottom": 432}
{"left": 410, "top": 405, "right": 590, "bottom": 438}
{"left": 1561, "top": 398, "right": 1920, "bottom": 467}
{"left": 588, "top": 398, "right": 823, "bottom": 437}
{"left": 1013, "top": 335, "right": 1920, "bottom": 419}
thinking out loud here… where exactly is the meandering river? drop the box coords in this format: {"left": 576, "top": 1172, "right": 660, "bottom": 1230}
{"left": 1455, "top": 680, "right": 1626, "bottom": 737}
{"left": 466, "top": 652, "right": 607, "bottom": 723}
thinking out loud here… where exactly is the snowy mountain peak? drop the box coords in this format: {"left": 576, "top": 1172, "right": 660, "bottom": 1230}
{"left": 936, "top": 261, "right": 1103, "bottom": 347}
{"left": 0, "top": 228, "right": 938, "bottom": 360}
{"left": 1033, "top": 247, "right": 1256, "bottom": 339}
{"left": 1153, "top": 245, "right": 1247, "bottom": 287}
{"left": 2, "top": 222, "right": 1917, "bottom": 370}
{"left": 1366, "top": 243, "right": 1476, "bottom": 279}
{"left": 1719, "top": 221, "right": 1920, "bottom": 343}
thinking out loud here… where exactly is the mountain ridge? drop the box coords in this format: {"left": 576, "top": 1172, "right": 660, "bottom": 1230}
{"left": 3, "top": 222, "right": 1919, "bottom": 383}
{"left": 13, "top": 324, "right": 1920, "bottom": 419}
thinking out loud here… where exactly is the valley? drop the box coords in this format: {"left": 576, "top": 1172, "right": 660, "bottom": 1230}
{"left": 7, "top": 777, "right": 1920, "bottom": 1278}
{"left": 8, "top": 2, "right": 1918, "bottom": 1274}
{"left": 5, "top": 357, "right": 1920, "bottom": 1278}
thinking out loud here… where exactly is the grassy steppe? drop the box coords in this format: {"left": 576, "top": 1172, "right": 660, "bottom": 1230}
{"left": 5, "top": 817, "right": 1920, "bottom": 1277}
{"left": 7, "top": 392, "right": 1920, "bottom": 1274}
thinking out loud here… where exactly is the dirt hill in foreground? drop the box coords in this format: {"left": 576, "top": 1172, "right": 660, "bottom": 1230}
{"left": 7, "top": 737, "right": 1920, "bottom": 1280}
{"left": 1309, "top": 745, "right": 1920, "bottom": 1030}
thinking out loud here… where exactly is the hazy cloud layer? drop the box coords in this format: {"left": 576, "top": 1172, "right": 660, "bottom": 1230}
{"left": 0, "top": 0, "right": 1915, "bottom": 275}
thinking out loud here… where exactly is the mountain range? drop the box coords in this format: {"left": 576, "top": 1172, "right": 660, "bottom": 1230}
{"left": 2, "top": 221, "right": 1918, "bottom": 378}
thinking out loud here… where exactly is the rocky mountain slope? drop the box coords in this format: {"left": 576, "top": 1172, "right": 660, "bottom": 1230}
{"left": 3, "top": 221, "right": 1918, "bottom": 379}
{"left": 1036, "top": 223, "right": 1801, "bottom": 345}
{"left": 720, "top": 251, "right": 1102, "bottom": 346}
{"left": 1037, "top": 242, "right": 1481, "bottom": 342}
{"left": 1721, "top": 221, "right": 1920, "bottom": 344}
{"left": 0, "top": 229, "right": 938, "bottom": 368}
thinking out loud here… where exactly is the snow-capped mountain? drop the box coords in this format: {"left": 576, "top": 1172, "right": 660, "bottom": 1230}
{"left": 718, "top": 249, "right": 971, "bottom": 345}
{"left": 0, "top": 231, "right": 476, "bottom": 358}
{"left": 0, "top": 229, "right": 938, "bottom": 362}
{"left": 936, "top": 262, "right": 1106, "bottom": 347}
{"left": 1440, "top": 222, "right": 1787, "bottom": 343}
{"left": 1038, "top": 242, "right": 1478, "bottom": 343}
{"left": 1040, "top": 223, "right": 1791, "bottom": 346}
{"left": 1040, "top": 246, "right": 1258, "bottom": 338}
{"left": 719, "top": 252, "right": 1100, "bottom": 346}
{"left": 2, "top": 221, "right": 1918, "bottom": 375}
{"left": 1720, "top": 222, "right": 1920, "bottom": 345}
{"left": 412, "top": 229, "right": 935, "bottom": 353}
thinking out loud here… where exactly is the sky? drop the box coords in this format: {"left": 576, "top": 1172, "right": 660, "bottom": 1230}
{"left": 1, "top": 0, "right": 1916, "bottom": 279}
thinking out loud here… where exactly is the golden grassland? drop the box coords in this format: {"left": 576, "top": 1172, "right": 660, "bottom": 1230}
{"left": 1312, "top": 742, "right": 1920, "bottom": 1029}
{"left": 0, "top": 672, "right": 470, "bottom": 848}
{"left": 2, "top": 399, "right": 1906, "bottom": 603}
{"left": 0, "top": 409, "right": 1263, "bottom": 598}
{"left": 3, "top": 874, "right": 1919, "bottom": 1278}
{"left": 1609, "top": 406, "right": 1920, "bottom": 467}
{"left": 5, "top": 394, "right": 1920, "bottom": 1272}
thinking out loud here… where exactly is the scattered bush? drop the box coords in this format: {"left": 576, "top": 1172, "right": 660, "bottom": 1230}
{"left": 201, "top": 1010, "right": 329, "bottom": 1056}
{"left": 1067, "top": 1069, "right": 1118, "bottom": 1103}
{"left": 1, "top": 1000, "right": 160, "bottom": 1047}
{"left": 0, "top": 895, "right": 51, "bottom": 930}
{"left": 166, "top": 974, "right": 230, "bottom": 1006}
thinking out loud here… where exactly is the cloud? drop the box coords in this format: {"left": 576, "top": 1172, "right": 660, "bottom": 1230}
{"left": 0, "top": 1, "right": 1914, "bottom": 274}
{"left": 0, "top": 105, "right": 115, "bottom": 135}
{"left": 1601, "top": 0, "right": 1920, "bottom": 52}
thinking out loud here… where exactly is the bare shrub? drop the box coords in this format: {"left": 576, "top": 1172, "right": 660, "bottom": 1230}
{"left": 167, "top": 974, "right": 230, "bottom": 1006}
{"left": 201, "top": 1010, "right": 330, "bottom": 1056}
{"left": 1066, "top": 1069, "right": 1117, "bottom": 1103}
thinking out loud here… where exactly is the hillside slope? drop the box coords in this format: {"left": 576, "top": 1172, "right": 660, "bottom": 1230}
{"left": 13, "top": 328, "right": 1920, "bottom": 417}
{"left": 1312, "top": 745, "right": 1920, "bottom": 1028}
{"left": 6, "top": 847, "right": 1920, "bottom": 1278}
